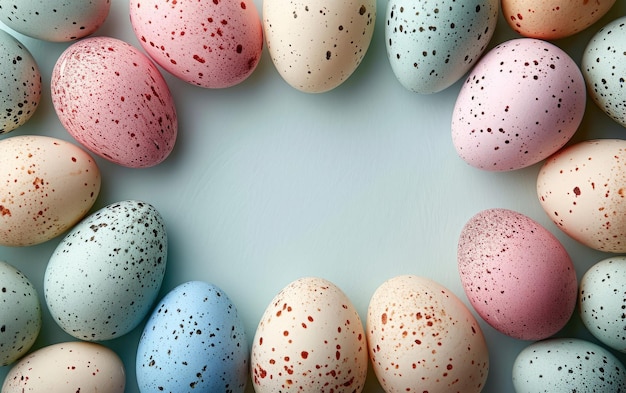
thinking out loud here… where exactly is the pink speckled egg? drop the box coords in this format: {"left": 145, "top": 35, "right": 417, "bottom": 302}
{"left": 0, "top": 135, "right": 101, "bottom": 247}
{"left": 458, "top": 208, "right": 577, "bottom": 340}
{"left": 250, "top": 277, "right": 367, "bottom": 392}
{"left": 367, "top": 275, "right": 489, "bottom": 393}
{"left": 51, "top": 36, "right": 177, "bottom": 168}
{"left": 537, "top": 139, "right": 626, "bottom": 253}
{"left": 451, "top": 38, "right": 586, "bottom": 171}
{"left": 129, "top": 0, "right": 263, "bottom": 88}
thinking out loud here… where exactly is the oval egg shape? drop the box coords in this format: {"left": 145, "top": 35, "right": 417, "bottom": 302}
{"left": 451, "top": 38, "right": 586, "bottom": 171}
{"left": 458, "top": 208, "right": 577, "bottom": 340}
{"left": 263, "top": 0, "right": 376, "bottom": 93}
{"left": 136, "top": 281, "right": 249, "bottom": 393}
{"left": 0, "top": 135, "right": 101, "bottom": 247}
{"left": 130, "top": 0, "right": 263, "bottom": 88}
{"left": 367, "top": 275, "right": 489, "bottom": 393}
{"left": 537, "top": 139, "right": 626, "bottom": 253}
{"left": 386, "top": 0, "right": 498, "bottom": 94}
{"left": 44, "top": 200, "right": 168, "bottom": 341}
{"left": 51, "top": 36, "right": 177, "bottom": 168}
{"left": 251, "top": 277, "right": 368, "bottom": 392}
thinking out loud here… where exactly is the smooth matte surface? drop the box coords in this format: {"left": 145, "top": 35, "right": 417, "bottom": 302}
{"left": 1, "top": 1, "right": 626, "bottom": 392}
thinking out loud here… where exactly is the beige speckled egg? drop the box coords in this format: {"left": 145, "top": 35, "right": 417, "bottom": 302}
{"left": 367, "top": 275, "right": 489, "bottom": 393}
{"left": 0, "top": 135, "right": 101, "bottom": 247}
{"left": 250, "top": 277, "right": 368, "bottom": 392}
{"left": 537, "top": 139, "right": 626, "bottom": 253}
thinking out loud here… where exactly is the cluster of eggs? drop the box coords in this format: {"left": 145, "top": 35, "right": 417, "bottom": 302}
{"left": 1, "top": 0, "right": 626, "bottom": 392}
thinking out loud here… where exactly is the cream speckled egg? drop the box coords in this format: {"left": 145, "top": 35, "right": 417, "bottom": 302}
{"left": 367, "top": 275, "right": 489, "bottom": 393}
{"left": 0, "top": 135, "right": 101, "bottom": 247}
{"left": 263, "top": 0, "right": 376, "bottom": 93}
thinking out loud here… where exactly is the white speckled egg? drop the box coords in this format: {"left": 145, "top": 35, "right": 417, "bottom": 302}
{"left": 451, "top": 38, "right": 586, "bottom": 171}
{"left": 2, "top": 341, "right": 125, "bottom": 392}
{"left": 0, "top": 261, "right": 41, "bottom": 366}
{"left": 458, "top": 208, "right": 577, "bottom": 340}
{"left": 0, "top": 0, "right": 111, "bottom": 42}
{"left": 582, "top": 15, "right": 626, "bottom": 128}
{"left": 51, "top": 36, "right": 177, "bottom": 168}
{"left": 0, "top": 135, "right": 101, "bottom": 247}
{"left": 44, "top": 200, "right": 167, "bottom": 341}
{"left": 130, "top": 0, "right": 263, "bottom": 88}
{"left": 251, "top": 277, "right": 367, "bottom": 392}
{"left": 263, "top": 0, "right": 376, "bottom": 93}
{"left": 580, "top": 256, "right": 626, "bottom": 352}
{"left": 386, "top": 0, "right": 498, "bottom": 94}
{"left": 367, "top": 275, "right": 489, "bottom": 393}
{"left": 537, "top": 139, "right": 626, "bottom": 253}
{"left": 136, "top": 281, "right": 249, "bottom": 393}
{"left": 512, "top": 338, "right": 626, "bottom": 392}
{"left": 0, "top": 29, "right": 41, "bottom": 134}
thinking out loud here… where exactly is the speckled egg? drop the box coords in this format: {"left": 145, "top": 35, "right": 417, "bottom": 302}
{"left": 0, "top": 29, "right": 41, "bottom": 134}
{"left": 503, "top": 0, "right": 616, "bottom": 40}
{"left": 51, "top": 36, "right": 177, "bottom": 168}
{"left": 0, "top": 0, "right": 111, "bottom": 42}
{"left": 44, "top": 200, "right": 167, "bottom": 341}
{"left": 130, "top": 0, "right": 263, "bottom": 88}
{"left": 263, "top": 0, "right": 376, "bottom": 93}
{"left": 451, "top": 38, "right": 586, "bottom": 171}
{"left": 582, "top": 15, "right": 626, "bottom": 128}
{"left": 0, "top": 135, "right": 101, "bottom": 247}
{"left": 458, "top": 208, "right": 577, "bottom": 340}
{"left": 537, "top": 139, "right": 626, "bottom": 253}
{"left": 136, "top": 281, "right": 249, "bottom": 393}
{"left": 251, "top": 277, "right": 368, "bottom": 392}
{"left": 512, "top": 338, "right": 626, "bottom": 392}
{"left": 367, "top": 275, "right": 489, "bottom": 393}
{"left": 0, "top": 261, "right": 41, "bottom": 366}
{"left": 2, "top": 341, "right": 125, "bottom": 392}
{"left": 386, "top": 0, "right": 498, "bottom": 94}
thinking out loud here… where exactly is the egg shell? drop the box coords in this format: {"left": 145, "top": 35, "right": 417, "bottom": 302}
{"left": 44, "top": 200, "right": 168, "bottom": 341}
{"left": 0, "top": 135, "right": 101, "bottom": 247}
{"left": 0, "top": 261, "right": 41, "bottom": 366}
{"left": 457, "top": 208, "right": 577, "bottom": 340}
{"left": 512, "top": 338, "right": 626, "bottom": 392}
{"left": 130, "top": 0, "right": 263, "bottom": 89}
{"left": 0, "top": 0, "right": 111, "bottom": 42}
{"left": 251, "top": 276, "right": 368, "bottom": 392}
{"left": 0, "top": 29, "right": 41, "bottom": 134}
{"left": 385, "top": 0, "right": 499, "bottom": 94}
{"left": 263, "top": 0, "right": 376, "bottom": 93}
{"left": 51, "top": 36, "right": 178, "bottom": 168}
{"left": 451, "top": 38, "right": 586, "bottom": 171}
{"left": 1, "top": 341, "right": 125, "bottom": 392}
{"left": 582, "top": 15, "right": 626, "bottom": 128}
{"left": 502, "top": 0, "right": 616, "bottom": 40}
{"left": 537, "top": 139, "right": 626, "bottom": 253}
{"left": 136, "top": 281, "right": 249, "bottom": 393}
{"left": 366, "top": 275, "right": 489, "bottom": 393}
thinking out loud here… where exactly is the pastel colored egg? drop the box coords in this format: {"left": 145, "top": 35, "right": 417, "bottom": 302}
{"left": 0, "top": 135, "right": 101, "bottom": 247}
{"left": 0, "top": 29, "right": 41, "bottom": 134}
{"left": 451, "top": 38, "right": 586, "bottom": 171}
{"left": 263, "top": 0, "right": 376, "bottom": 93}
{"left": 367, "top": 275, "right": 489, "bottom": 393}
{"left": 51, "top": 36, "right": 177, "bottom": 168}
{"left": 458, "top": 208, "right": 577, "bottom": 340}
{"left": 0, "top": 0, "right": 111, "bottom": 42}
{"left": 136, "top": 281, "right": 249, "bottom": 393}
{"left": 537, "top": 139, "right": 626, "bottom": 253}
{"left": 386, "top": 0, "right": 499, "bottom": 94}
{"left": 44, "top": 200, "right": 168, "bottom": 341}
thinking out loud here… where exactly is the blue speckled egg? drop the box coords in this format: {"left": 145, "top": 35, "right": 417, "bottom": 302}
{"left": 44, "top": 200, "right": 168, "bottom": 341}
{"left": 136, "top": 281, "right": 249, "bottom": 393}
